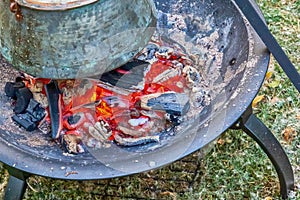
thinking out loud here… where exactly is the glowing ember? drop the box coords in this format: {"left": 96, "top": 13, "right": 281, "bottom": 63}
{"left": 6, "top": 42, "right": 210, "bottom": 153}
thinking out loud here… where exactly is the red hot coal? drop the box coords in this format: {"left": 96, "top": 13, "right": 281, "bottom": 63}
{"left": 4, "top": 42, "right": 210, "bottom": 154}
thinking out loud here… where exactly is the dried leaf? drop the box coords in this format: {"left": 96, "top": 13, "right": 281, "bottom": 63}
{"left": 225, "top": 138, "right": 233, "bottom": 143}
{"left": 64, "top": 171, "right": 78, "bottom": 177}
{"left": 265, "top": 71, "right": 273, "bottom": 80}
{"left": 217, "top": 138, "right": 225, "bottom": 145}
{"left": 268, "top": 80, "right": 280, "bottom": 88}
{"left": 252, "top": 95, "right": 265, "bottom": 107}
{"left": 160, "top": 191, "right": 177, "bottom": 199}
{"left": 265, "top": 197, "right": 273, "bottom": 200}
{"left": 282, "top": 127, "right": 297, "bottom": 143}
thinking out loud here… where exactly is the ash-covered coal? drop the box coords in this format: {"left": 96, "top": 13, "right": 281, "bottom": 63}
{"left": 139, "top": 92, "right": 190, "bottom": 116}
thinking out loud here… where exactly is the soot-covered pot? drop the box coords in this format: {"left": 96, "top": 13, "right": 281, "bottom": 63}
{"left": 0, "top": 0, "right": 156, "bottom": 79}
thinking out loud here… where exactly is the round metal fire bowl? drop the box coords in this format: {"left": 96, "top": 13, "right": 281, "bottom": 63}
{"left": 0, "top": 0, "right": 270, "bottom": 180}
{"left": 0, "top": 0, "right": 156, "bottom": 79}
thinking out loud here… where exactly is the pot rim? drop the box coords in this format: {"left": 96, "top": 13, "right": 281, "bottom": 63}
{"left": 15, "top": 0, "right": 98, "bottom": 10}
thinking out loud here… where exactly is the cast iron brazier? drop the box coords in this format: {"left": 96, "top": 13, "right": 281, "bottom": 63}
{"left": 0, "top": 0, "right": 295, "bottom": 199}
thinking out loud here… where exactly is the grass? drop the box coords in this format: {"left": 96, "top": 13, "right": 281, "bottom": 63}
{"left": 0, "top": 0, "right": 299, "bottom": 199}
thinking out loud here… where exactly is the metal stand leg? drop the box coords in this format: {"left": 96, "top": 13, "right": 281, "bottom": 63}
{"left": 234, "top": 107, "right": 294, "bottom": 199}
{"left": 4, "top": 165, "right": 30, "bottom": 200}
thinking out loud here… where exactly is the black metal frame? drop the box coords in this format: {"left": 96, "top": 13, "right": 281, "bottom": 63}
{"left": 231, "top": 107, "right": 295, "bottom": 199}
{"left": 234, "top": 0, "right": 300, "bottom": 92}
{"left": 3, "top": 107, "right": 294, "bottom": 199}
{"left": 3, "top": 165, "right": 29, "bottom": 200}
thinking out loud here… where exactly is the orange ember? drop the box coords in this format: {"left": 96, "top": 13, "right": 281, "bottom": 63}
{"left": 22, "top": 51, "right": 190, "bottom": 146}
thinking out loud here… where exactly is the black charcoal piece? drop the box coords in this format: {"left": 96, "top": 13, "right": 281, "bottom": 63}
{"left": 14, "top": 87, "right": 33, "bottom": 114}
{"left": 14, "top": 81, "right": 25, "bottom": 88}
{"left": 67, "top": 114, "right": 82, "bottom": 125}
{"left": 142, "top": 92, "right": 190, "bottom": 116}
{"left": 5, "top": 82, "right": 17, "bottom": 98}
{"left": 100, "top": 60, "right": 149, "bottom": 90}
{"left": 12, "top": 114, "right": 37, "bottom": 131}
{"left": 26, "top": 99, "right": 46, "bottom": 122}
{"left": 15, "top": 76, "right": 24, "bottom": 82}
{"left": 45, "top": 80, "right": 61, "bottom": 139}
{"left": 114, "top": 134, "right": 160, "bottom": 147}
{"left": 169, "top": 115, "right": 183, "bottom": 126}
{"left": 102, "top": 96, "right": 125, "bottom": 107}
{"left": 26, "top": 98, "right": 40, "bottom": 113}
{"left": 4, "top": 81, "right": 25, "bottom": 98}
{"left": 12, "top": 99, "right": 46, "bottom": 131}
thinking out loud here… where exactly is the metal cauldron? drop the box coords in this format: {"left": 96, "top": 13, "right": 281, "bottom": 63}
{"left": 0, "top": 0, "right": 157, "bottom": 79}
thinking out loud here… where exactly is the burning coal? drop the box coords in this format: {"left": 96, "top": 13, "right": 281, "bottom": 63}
{"left": 4, "top": 42, "right": 210, "bottom": 154}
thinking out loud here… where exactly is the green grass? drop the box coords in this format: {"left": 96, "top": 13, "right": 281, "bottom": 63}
{"left": 0, "top": 1, "right": 299, "bottom": 199}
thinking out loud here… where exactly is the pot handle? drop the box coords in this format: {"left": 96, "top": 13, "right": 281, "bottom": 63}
{"left": 9, "top": 0, "right": 23, "bottom": 21}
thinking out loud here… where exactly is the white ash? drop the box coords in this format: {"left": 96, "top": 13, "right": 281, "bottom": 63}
{"left": 153, "top": 67, "right": 181, "bottom": 83}
{"left": 114, "top": 134, "right": 160, "bottom": 147}
{"left": 85, "top": 137, "right": 102, "bottom": 149}
{"left": 87, "top": 120, "right": 112, "bottom": 143}
{"left": 82, "top": 119, "right": 113, "bottom": 149}
{"left": 85, "top": 136, "right": 112, "bottom": 149}
{"left": 117, "top": 117, "right": 166, "bottom": 139}
{"left": 182, "top": 65, "right": 201, "bottom": 88}
{"left": 38, "top": 119, "right": 51, "bottom": 134}
{"left": 117, "top": 125, "right": 145, "bottom": 137}
{"left": 62, "top": 134, "right": 84, "bottom": 154}
{"left": 154, "top": 11, "right": 231, "bottom": 103}
{"left": 128, "top": 117, "right": 149, "bottom": 127}
{"left": 140, "top": 110, "right": 161, "bottom": 118}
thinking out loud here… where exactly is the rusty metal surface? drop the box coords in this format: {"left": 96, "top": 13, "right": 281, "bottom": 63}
{"left": 0, "top": 0, "right": 156, "bottom": 78}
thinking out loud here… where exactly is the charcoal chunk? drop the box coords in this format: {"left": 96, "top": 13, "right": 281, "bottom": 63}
{"left": 12, "top": 99, "right": 46, "bottom": 131}
{"left": 5, "top": 82, "right": 17, "bottom": 98}
{"left": 45, "top": 80, "right": 61, "bottom": 139}
{"left": 26, "top": 99, "right": 46, "bottom": 122}
{"left": 168, "top": 114, "right": 183, "bottom": 126}
{"left": 67, "top": 114, "right": 82, "bottom": 125}
{"left": 140, "top": 92, "right": 190, "bottom": 116}
{"left": 100, "top": 60, "right": 149, "bottom": 90}
{"left": 4, "top": 81, "right": 25, "bottom": 99}
{"left": 26, "top": 98, "right": 40, "bottom": 113}
{"left": 15, "top": 76, "right": 24, "bottom": 82}
{"left": 114, "top": 134, "right": 160, "bottom": 147}
{"left": 14, "top": 87, "right": 33, "bottom": 114}
{"left": 12, "top": 114, "right": 37, "bottom": 131}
